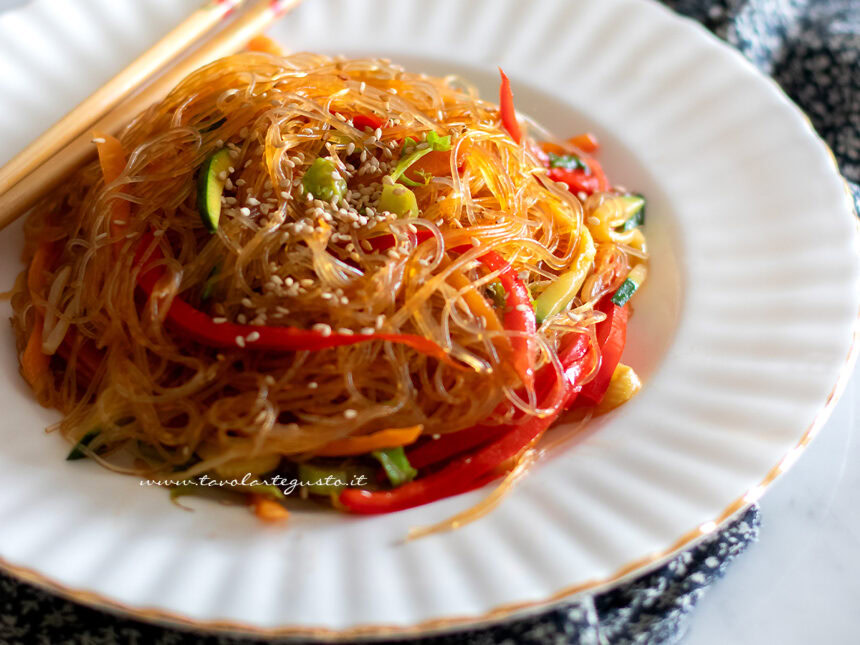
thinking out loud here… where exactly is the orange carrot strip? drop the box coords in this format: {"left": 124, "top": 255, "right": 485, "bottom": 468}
{"left": 21, "top": 310, "right": 49, "bottom": 388}
{"left": 314, "top": 425, "right": 424, "bottom": 457}
{"left": 246, "top": 34, "right": 286, "bottom": 56}
{"left": 250, "top": 495, "right": 290, "bottom": 522}
{"left": 93, "top": 131, "right": 130, "bottom": 242}
{"left": 27, "top": 241, "right": 57, "bottom": 298}
{"left": 568, "top": 133, "right": 599, "bottom": 153}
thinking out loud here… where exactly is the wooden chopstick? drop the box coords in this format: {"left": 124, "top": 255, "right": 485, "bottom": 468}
{"left": 0, "top": 0, "right": 245, "bottom": 202}
{"left": 0, "top": 0, "right": 304, "bottom": 232}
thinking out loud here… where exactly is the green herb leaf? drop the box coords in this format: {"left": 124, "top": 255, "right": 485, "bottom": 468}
{"left": 426, "top": 130, "right": 452, "bottom": 151}
{"left": 389, "top": 131, "right": 452, "bottom": 184}
{"left": 372, "top": 446, "right": 417, "bottom": 487}
{"left": 548, "top": 152, "right": 588, "bottom": 172}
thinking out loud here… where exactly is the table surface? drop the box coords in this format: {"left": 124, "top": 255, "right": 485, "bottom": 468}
{"left": 685, "top": 369, "right": 859, "bottom": 644}
{"left": 0, "top": 0, "right": 857, "bottom": 642}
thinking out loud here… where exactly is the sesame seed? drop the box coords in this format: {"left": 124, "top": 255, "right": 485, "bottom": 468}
{"left": 300, "top": 278, "right": 314, "bottom": 287}
{"left": 515, "top": 304, "right": 531, "bottom": 312}
{"left": 235, "top": 336, "right": 246, "bottom": 348}
{"left": 360, "top": 327, "right": 375, "bottom": 335}
{"left": 337, "top": 328, "right": 353, "bottom": 335}
{"left": 308, "top": 381, "right": 318, "bottom": 389}
{"left": 91, "top": 137, "right": 106, "bottom": 144}
{"left": 247, "top": 197, "right": 260, "bottom": 206}
{"left": 432, "top": 434, "right": 441, "bottom": 440}
{"left": 240, "top": 207, "right": 251, "bottom": 216}
{"left": 246, "top": 331, "right": 260, "bottom": 342}
{"left": 312, "top": 323, "right": 332, "bottom": 336}
{"left": 344, "top": 409, "right": 358, "bottom": 419}
{"left": 237, "top": 314, "right": 247, "bottom": 324}
{"left": 213, "top": 317, "right": 227, "bottom": 324}
{"left": 241, "top": 297, "right": 253, "bottom": 307}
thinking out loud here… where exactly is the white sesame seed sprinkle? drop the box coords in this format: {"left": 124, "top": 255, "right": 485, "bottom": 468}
{"left": 312, "top": 323, "right": 332, "bottom": 337}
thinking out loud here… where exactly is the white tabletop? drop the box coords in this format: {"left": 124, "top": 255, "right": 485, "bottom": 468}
{"left": 685, "top": 368, "right": 859, "bottom": 644}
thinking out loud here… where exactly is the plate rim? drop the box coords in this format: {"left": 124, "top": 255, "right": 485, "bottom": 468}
{"left": 0, "top": 0, "right": 858, "bottom": 638}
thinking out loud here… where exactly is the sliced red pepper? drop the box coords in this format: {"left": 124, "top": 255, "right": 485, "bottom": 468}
{"left": 364, "top": 230, "right": 433, "bottom": 253}
{"left": 407, "top": 424, "right": 508, "bottom": 469}
{"left": 348, "top": 113, "right": 386, "bottom": 131}
{"left": 368, "top": 235, "right": 537, "bottom": 388}
{"left": 339, "top": 332, "right": 593, "bottom": 514}
{"left": 133, "top": 234, "right": 455, "bottom": 365}
{"left": 577, "top": 299, "right": 628, "bottom": 405}
{"left": 498, "top": 68, "right": 522, "bottom": 144}
{"left": 339, "top": 412, "right": 556, "bottom": 514}
{"left": 408, "top": 332, "right": 589, "bottom": 470}
{"left": 475, "top": 249, "right": 536, "bottom": 389}
{"left": 547, "top": 156, "right": 610, "bottom": 196}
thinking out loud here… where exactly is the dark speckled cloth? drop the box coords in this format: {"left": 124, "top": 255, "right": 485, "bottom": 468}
{"left": 1, "top": 1, "right": 858, "bottom": 643}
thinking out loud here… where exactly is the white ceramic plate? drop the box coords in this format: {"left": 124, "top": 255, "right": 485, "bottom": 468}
{"left": 0, "top": 0, "right": 857, "bottom": 638}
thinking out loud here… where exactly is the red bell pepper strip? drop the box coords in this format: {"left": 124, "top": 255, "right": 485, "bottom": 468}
{"left": 547, "top": 157, "right": 610, "bottom": 196}
{"left": 475, "top": 249, "right": 536, "bottom": 389}
{"left": 498, "top": 68, "right": 522, "bottom": 144}
{"left": 133, "top": 234, "right": 455, "bottom": 364}
{"left": 350, "top": 234, "right": 538, "bottom": 387}
{"left": 350, "top": 113, "right": 386, "bottom": 131}
{"left": 339, "top": 412, "right": 557, "bottom": 513}
{"left": 407, "top": 425, "right": 509, "bottom": 469}
{"left": 577, "top": 299, "right": 628, "bottom": 405}
{"left": 338, "top": 333, "right": 593, "bottom": 514}
{"left": 408, "top": 332, "right": 589, "bottom": 470}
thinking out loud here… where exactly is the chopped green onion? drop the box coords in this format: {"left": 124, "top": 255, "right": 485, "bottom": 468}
{"left": 548, "top": 152, "right": 588, "bottom": 172}
{"left": 389, "top": 130, "right": 452, "bottom": 184}
{"left": 372, "top": 446, "right": 417, "bottom": 487}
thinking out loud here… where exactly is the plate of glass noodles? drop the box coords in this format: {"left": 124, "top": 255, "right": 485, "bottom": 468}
{"left": 0, "top": 0, "right": 856, "bottom": 638}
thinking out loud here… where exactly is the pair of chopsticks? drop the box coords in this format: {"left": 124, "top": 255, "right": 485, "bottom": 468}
{"left": 0, "top": 0, "right": 304, "bottom": 232}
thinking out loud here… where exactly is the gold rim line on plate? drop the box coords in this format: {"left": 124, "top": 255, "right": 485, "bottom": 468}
{"left": 1, "top": 22, "right": 859, "bottom": 636}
